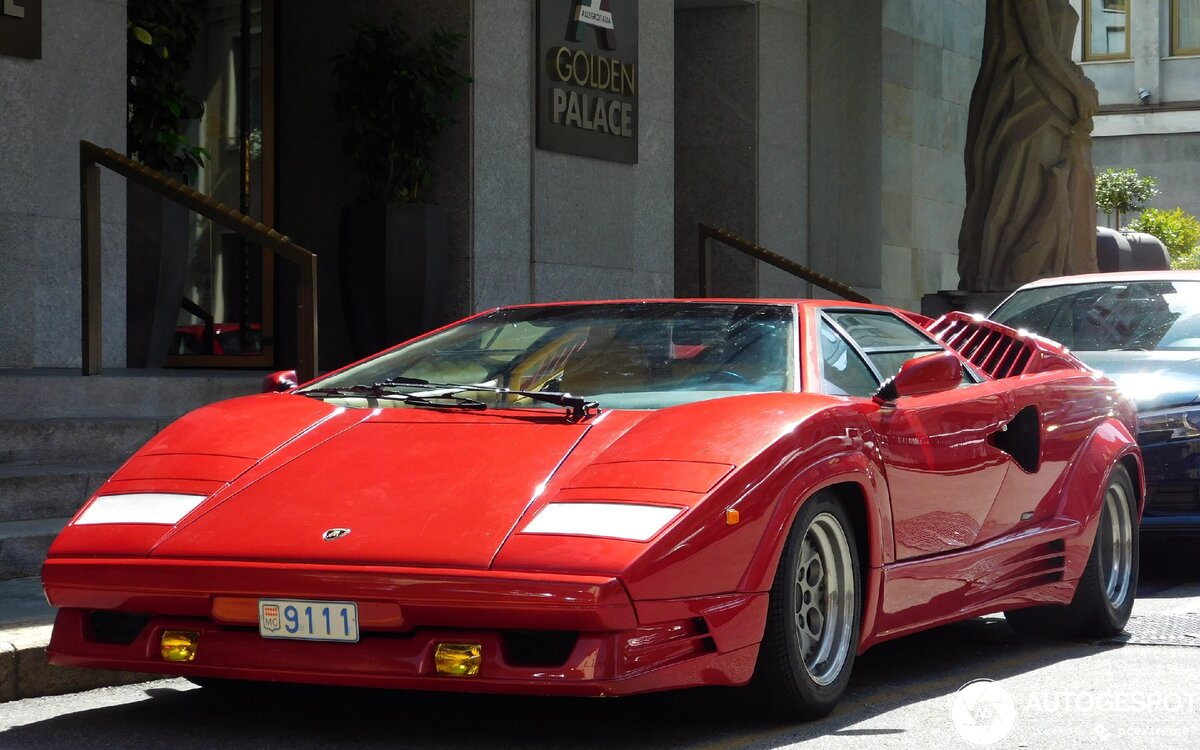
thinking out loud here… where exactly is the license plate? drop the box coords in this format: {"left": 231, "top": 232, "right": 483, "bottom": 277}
{"left": 258, "top": 599, "right": 359, "bottom": 642}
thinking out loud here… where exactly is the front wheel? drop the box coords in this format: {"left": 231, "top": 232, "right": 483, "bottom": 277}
{"left": 747, "top": 493, "right": 861, "bottom": 720}
{"left": 1006, "top": 463, "right": 1138, "bottom": 638}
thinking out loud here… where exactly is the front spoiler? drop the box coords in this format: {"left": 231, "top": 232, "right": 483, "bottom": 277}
{"left": 42, "top": 557, "right": 766, "bottom": 696}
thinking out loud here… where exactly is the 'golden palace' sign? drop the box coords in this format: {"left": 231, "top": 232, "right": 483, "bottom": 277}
{"left": 537, "top": 0, "right": 638, "bottom": 164}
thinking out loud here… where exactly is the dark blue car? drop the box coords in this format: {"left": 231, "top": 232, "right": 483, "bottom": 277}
{"left": 991, "top": 271, "right": 1200, "bottom": 536}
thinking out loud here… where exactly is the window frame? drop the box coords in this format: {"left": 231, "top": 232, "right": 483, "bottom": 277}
{"left": 816, "top": 317, "right": 882, "bottom": 398}
{"left": 1083, "top": 0, "right": 1131, "bottom": 61}
{"left": 1172, "top": 0, "right": 1200, "bottom": 56}
{"left": 817, "top": 308, "right": 982, "bottom": 397}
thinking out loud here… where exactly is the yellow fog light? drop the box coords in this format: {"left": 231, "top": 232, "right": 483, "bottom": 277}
{"left": 160, "top": 630, "right": 199, "bottom": 662}
{"left": 434, "top": 642, "right": 481, "bottom": 676}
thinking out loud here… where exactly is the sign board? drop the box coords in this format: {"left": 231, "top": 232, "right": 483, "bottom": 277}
{"left": 536, "top": 0, "right": 638, "bottom": 164}
{"left": 0, "top": 0, "right": 41, "bottom": 59}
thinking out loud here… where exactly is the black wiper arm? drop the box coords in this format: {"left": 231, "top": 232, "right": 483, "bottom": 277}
{"left": 299, "top": 384, "right": 487, "bottom": 410}
{"left": 380, "top": 377, "right": 600, "bottom": 421}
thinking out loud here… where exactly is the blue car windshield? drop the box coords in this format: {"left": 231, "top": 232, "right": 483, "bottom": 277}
{"left": 305, "top": 302, "right": 797, "bottom": 410}
{"left": 991, "top": 280, "right": 1200, "bottom": 352}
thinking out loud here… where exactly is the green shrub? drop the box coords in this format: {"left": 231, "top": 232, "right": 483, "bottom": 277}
{"left": 1173, "top": 247, "right": 1200, "bottom": 270}
{"left": 1126, "top": 207, "right": 1200, "bottom": 269}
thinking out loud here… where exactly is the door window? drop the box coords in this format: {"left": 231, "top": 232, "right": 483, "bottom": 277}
{"left": 825, "top": 311, "right": 946, "bottom": 381}
{"left": 818, "top": 320, "right": 879, "bottom": 397}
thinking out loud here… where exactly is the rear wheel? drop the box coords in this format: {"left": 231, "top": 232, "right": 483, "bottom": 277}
{"left": 1005, "top": 464, "right": 1138, "bottom": 638}
{"left": 747, "top": 493, "right": 861, "bottom": 720}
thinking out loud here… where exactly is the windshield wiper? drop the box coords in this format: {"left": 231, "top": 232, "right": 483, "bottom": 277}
{"left": 299, "top": 384, "right": 487, "bottom": 410}
{"left": 380, "top": 377, "right": 601, "bottom": 421}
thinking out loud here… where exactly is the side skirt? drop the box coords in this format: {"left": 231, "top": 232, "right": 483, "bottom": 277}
{"left": 859, "top": 516, "right": 1083, "bottom": 651}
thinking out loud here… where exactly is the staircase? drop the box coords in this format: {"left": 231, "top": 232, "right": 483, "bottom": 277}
{"left": 0, "top": 369, "right": 262, "bottom": 583}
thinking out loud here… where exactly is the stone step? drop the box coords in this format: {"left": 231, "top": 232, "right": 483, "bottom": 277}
{"left": 0, "top": 369, "right": 263, "bottom": 420}
{"left": 0, "top": 418, "right": 164, "bottom": 467}
{"left": 0, "top": 463, "right": 115, "bottom": 524}
{"left": 0, "top": 576, "right": 54, "bottom": 629}
{"left": 0, "top": 517, "right": 69, "bottom": 580}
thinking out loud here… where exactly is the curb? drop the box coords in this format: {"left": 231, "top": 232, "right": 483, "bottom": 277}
{"left": 0, "top": 625, "right": 157, "bottom": 702}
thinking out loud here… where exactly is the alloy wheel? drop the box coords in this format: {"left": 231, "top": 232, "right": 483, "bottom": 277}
{"left": 794, "top": 512, "right": 856, "bottom": 686}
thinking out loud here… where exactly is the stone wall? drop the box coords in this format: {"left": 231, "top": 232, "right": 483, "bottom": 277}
{"left": 672, "top": 1, "right": 809, "bottom": 301}
{"left": 0, "top": 0, "right": 127, "bottom": 369}
{"left": 1093, "top": 133, "right": 1200, "bottom": 223}
{"left": 1069, "top": 0, "right": 1200, "bottom": 232}
{"left": 512, "top": 1, "right": 675, "bottom": 306}
{"left": 877, "top": 0, "right": 984, "bottom": 309}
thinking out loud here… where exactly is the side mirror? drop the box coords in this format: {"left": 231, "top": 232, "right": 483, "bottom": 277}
{"left": 262, "top": 369, "right": 299, "bottom": 393}
{"left": 873, "top": 352, "right": 962, "bottom": 403}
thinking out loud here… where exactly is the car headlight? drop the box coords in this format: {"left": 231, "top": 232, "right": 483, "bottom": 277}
{"left": 522, "top": 503, "right": 682, "bottom": 542}
{"left": 74, "top": 493, "right": 208, "bottom": 526}
{"left": 1137, "top": 407, "right": 1200, "bottom": 442}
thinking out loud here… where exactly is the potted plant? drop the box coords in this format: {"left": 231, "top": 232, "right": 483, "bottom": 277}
{"left": 125, "top": 0, "right": 208, "bottom": 367}
{"left": 331, "top": 13, "right": 470, "bottom": 358}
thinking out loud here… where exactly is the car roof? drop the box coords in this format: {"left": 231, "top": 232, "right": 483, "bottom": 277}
{"left": 1010, "top": 270, "right": 1200, "bottom": 291}
{"left": 492, "top": 298, "right": 893, "bottom": 313}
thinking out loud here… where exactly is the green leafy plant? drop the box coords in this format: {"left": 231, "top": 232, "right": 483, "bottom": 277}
{"left": 1095, "top": 168, "right": 1159, "bottom": 228}
{"left": 1126, "top": 207, "right": 1200, "bottom": 269}
{"left": 127, "top": 0, "right": 208, "bottom": 184}
{"left": 1173, "top": 247, "right": 1200, "bottom": 270}
{"left": 331, "top": 14, "right": 471, "bottom": 203}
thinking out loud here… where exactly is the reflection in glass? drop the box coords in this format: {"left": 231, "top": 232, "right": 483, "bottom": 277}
{"left": 991, "top": 281, "right": 1200, "bottom": 352}
{"left": 305, "top": 303, "right": 797, "bottom": 411}
{"left": 1177, "top": 0, "right": 1200, "bottom": 54}
{"left": 1087, "top": 0, "right": 1128, "bottom": 59}
{"left": 175, "top": 0, "right": 265, "bottom": 357}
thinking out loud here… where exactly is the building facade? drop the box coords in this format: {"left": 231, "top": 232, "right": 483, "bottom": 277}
{"left": 1070, "top": 0, "right": 1200, "bottom": 221}
{"left": 1, "top": 0, "right": 986, "bottom": 373}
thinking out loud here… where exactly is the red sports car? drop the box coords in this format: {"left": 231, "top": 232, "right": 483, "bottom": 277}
{"left": 43, "top": 300, "right": 1142, "bottom": 719}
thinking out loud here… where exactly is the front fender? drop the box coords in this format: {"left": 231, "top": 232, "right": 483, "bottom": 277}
{"left": 737, "top": 451, "right": 890, "bottom": 594}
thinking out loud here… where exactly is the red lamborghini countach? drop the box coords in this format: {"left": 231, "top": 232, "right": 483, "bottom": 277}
{"left": 43, "top": 300, "right": 1142, "bottom": 719}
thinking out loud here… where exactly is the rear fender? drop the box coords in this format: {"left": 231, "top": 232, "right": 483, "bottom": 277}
{"left": 1056, "top": 418, "right": 1143, "bottom": 580}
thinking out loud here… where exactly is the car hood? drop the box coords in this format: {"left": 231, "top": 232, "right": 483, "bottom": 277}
{"left": 146, "top": 401, "right": 595, "bottom": 568}
{"left": 61, "top": 390, "right": 827, "bottom": 571}
{"left": 1074, "top": 351, "right": 1200, "bottom": 411}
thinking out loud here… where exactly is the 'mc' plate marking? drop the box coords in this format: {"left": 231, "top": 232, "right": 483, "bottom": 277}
{"left": 258, "top": 599, "right": 359, "bottom": 643}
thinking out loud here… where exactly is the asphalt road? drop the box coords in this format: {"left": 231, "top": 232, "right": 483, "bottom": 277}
{"left": 2, "top": 548, "right": 1197, "bottom": 750}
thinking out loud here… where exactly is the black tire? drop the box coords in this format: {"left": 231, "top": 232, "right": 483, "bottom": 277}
{"left": 1005, "top": 464, "right": 1138, "bottom": 638}
{"left": 747, "top": 492, "right": 862, "bottom": 720}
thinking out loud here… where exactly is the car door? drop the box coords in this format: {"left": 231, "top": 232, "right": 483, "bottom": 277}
{"left": 819, "top": 310, "right": 1015, "bottom": 560}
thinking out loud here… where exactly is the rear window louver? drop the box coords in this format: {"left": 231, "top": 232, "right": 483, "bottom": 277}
{"left": 925, "top": 312, "right": 1087, "bottom": 380}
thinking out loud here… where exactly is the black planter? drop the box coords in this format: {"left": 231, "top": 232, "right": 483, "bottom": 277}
{"left": 126, "top": 181, "right": 190, "bottom": 368}
{"left": 338, "top": 202, "right": 449, "bottom": 359}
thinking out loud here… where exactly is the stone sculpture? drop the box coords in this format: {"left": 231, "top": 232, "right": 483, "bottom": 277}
{"left": 958, "top": 0, "right": 1100, "bottom": 292}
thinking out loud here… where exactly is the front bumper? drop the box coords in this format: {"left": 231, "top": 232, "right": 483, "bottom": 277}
{"left": 42, "top": 558, "right": 765, "bottom": 696}
{"left": 1140, "top": 435, "right": 1200, "bottom": 534}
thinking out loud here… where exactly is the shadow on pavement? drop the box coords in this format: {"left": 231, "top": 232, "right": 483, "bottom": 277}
{"left": 1140, "top": 538, "right": 1200, "bottom": 594}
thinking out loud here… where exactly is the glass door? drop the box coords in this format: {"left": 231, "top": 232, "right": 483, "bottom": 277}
{"left": 167, "top": 0, "right": 275, "bottom": 368}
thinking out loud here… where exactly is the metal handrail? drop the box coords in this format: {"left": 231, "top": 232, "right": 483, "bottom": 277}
{"left": 80, "top": 140, "right": 318, "bottom": 381}
{"left": 697, "top": 223, "right": 870, "bottom": 303}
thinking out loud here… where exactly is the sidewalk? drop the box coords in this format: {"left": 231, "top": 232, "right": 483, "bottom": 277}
{"left": 0, "top": 577, "right": 155, "bottom": 702}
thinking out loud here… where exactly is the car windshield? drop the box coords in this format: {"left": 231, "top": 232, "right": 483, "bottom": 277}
{"left": 991, "top": 280, "right": 1200, "bottom": 352}
{"left": 304, "top": 302, "right": 797, "bottom": 410}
